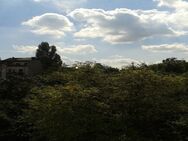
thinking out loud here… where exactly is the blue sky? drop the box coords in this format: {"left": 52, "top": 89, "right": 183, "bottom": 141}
{"left": 1, "top": 0, "right": 188, "bottom": 68}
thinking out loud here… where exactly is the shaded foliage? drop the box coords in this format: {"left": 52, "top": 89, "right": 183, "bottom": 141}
{"left": 0, "top": 76, "right": 33, "bottom": 141}
{"left": 0, "top": 59, "right": 187, "bottom": 141}
{"left": 36, "top": 42, "right": 62, "bottom": 69}
{"left": 150, "top": 58, "right": 188, "bottom": 74}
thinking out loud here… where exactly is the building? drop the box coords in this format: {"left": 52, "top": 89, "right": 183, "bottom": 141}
{"left": 0, "top": 57, "right": 43, "bottom": 79}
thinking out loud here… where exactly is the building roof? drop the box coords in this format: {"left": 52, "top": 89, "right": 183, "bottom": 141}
{"left": 1, "top": 57, "right": 37, "bottom": 63}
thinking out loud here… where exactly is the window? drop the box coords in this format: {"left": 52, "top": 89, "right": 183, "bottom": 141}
{"left": 19, "top": 69, "right": 23, "bottom": 74}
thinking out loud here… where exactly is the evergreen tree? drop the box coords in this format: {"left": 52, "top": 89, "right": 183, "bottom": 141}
{"left": 36, "top": 42, "right": 62, "bottom": 69}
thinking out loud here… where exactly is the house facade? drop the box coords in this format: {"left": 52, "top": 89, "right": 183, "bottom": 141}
{"left": 0, "top": 57, "right": 43, "bottom": 79}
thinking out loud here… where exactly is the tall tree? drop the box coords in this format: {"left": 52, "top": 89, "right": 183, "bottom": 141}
{"left": 36, "top": 42, "right": 62, "bottom": 69}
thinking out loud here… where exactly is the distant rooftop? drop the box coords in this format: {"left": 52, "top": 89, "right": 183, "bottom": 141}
{"left": 1, "top": 57, "right": 37, "bottom": 63}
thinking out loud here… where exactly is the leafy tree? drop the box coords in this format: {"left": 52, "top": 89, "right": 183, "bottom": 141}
{"left": 150, "top": 58, "right": 188, "bottom": 74}
{"left": 116, "top": 69, "right": 187, "bottom": 141}
{"left": 21, "top": 65, "right": 187, "bottom": 141}
{"left": 0, "top": 76, "right": 33, "bottom": 141}
{"left": 0, "top": 58, "right": 187, "bottom": 141}
{"left": 36, "top": 42, "right": 62, "bottom": 69}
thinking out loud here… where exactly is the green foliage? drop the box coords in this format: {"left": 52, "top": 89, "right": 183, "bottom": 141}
{"left": 36, "top": 42, "right": 62, "bottom": 69}
{"left": 0, "top": 76, "right": 33, "bottom": 141}
{"left": 0, "top": 61, "right": 187, "bottom": 141}
{"left": 150, "top": 58, "right": 188, "bottom": 74}
{"left": 116, "top": 69, "right": 187, "bottom": 141}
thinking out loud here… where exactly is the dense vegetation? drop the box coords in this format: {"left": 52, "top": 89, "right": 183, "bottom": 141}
{"left": 0, "top": 58, "right": 188, "bottom": 141}
{"left": 36, "top": 42, "right": 62, "bottom": 69}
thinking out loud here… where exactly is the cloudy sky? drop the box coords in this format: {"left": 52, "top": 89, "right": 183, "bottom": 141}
{"left": 1, "top": 0, "right": 188, "bottom": 68}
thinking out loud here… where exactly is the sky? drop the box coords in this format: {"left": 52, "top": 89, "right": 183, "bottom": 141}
{"left": 1, "top": 0, "right": 188, "bottom": 68}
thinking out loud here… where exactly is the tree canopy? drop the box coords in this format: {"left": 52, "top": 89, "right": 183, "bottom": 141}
{"left": 0, "top": 58, "right": 187, "bottom": 141}
{"left": 36, "top": 42, "right": 62, "bottom": 69}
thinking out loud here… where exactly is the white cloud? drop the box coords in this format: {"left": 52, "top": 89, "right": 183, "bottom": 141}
{"left": 155, "top": 0, "right": 179, "bottom": 7}
{"left": 33, "top": 0, "right": 87, "bottom": 12}
{"left": 99, "top": 55, "right": 140, "bottom": 68}
{"left": 154, "top": 0, "right": 188, "bottom": 31}
{"left": 13, "top": 44, "right": 97, "bottom": 66}
{"left": 22, "top": 13, "right": 74, "bottom": 38}
{"left": 13, "top": 45, "right": 37, "bottom": 54}
{"left": 142, "top": 43, "right": 188, "bottom": 53}
{"left": 69, "top": 8, "right": 178, "bottom": 44}
{"left": 62, "top": 55, "right": 140, "bottom": 69}
{"left": 155, "top": 0, "right": 188, "bottom": 10}
{"left": 13, "top": 45, "right": 142, "bottom": 68}
{"left": 13, "top": 44, "right": 97, "bottom": 55}
{"left": 57, "top": 44, "right": 97, "bottom": 55}
{"left": 22, "top": 1, "right": 188, "bottom": 44}
{"left": 167, "top": 14, "right": 188, "bottom": 32}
